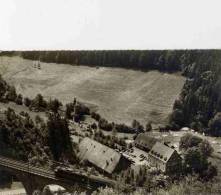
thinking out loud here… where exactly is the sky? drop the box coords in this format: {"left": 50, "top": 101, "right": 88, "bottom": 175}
{"left": 0, "top": 0, "right": 221, "bottom": 50}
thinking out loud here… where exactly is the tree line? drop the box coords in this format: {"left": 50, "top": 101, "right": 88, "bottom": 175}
{"left": 21, "top": 50, "right": 187, "bottom": 72}
{"left": 170, "top": 50, "right": 221, "bottom": 135}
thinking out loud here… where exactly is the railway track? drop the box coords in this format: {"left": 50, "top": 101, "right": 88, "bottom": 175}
{"left": 0, "top": 156, "right": 55, "bottom": 179}
{"left": 0, "top": 155, "right": 117, "bottom": 187}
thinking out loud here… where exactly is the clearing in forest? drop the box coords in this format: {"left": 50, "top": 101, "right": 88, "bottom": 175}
{"left": 0, "top": 56, "right": 185, "bottom": 126}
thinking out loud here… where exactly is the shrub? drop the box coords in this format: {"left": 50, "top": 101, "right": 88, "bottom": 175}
{"left": 24, "top": 97, "right": 31, "bottom": 107}
{"left": 15, "top": 94, "right": 23, "bottom": 105}
{"left": 6, "top": 86, "right": 17, "bottom": 101}
{"left": 91, "top": 112, "right": 101, "bottom": 121}
{"left": 30, "top": 94, "right": 47, "bottom": 111}
{"left": 179, "top": 133, "right": 203, "bottom": 151}
{"left": 47, "top": 98, "right": 62, "bottom": 113}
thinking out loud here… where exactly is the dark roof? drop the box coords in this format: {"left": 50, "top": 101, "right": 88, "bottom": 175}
{"left": 149, "top": 142, "right": 176, "bottom": 163}
{"left": 78, "top": 137, "right": 123, "bottom": 174}
{"left": 135, "top": 133, "right": 157, "bottom": 150}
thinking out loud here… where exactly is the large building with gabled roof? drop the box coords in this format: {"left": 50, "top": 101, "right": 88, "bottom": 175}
{"left": 148, "top": 141, "right": 182, "bottom": 174}
{"left": 134, "top": 133, "right": 158, "bottom": 152}
{"left": 78, "top": 137, "right": 131, "bottom": 174}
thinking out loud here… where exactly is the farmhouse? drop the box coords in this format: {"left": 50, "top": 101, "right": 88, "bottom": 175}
{"left": 148, "top": 142, "right": 182, "bottom": 174}
{"left": 134, "top": 133, "right": 157, "bottom": 152}
{"left": 78, "top": 137, "right": 131, "bottom": 174}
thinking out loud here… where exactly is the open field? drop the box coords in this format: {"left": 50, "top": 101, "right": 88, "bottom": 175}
{"left": 0, "top": 102, "right": 46, "bottom": 121}
{"left": 0, "top": 56, "right": 185, "bottom": 126}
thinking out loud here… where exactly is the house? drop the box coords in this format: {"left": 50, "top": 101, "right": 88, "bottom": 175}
{"left": 134, "top": 133, "right": 157, "bottom": 152}
{"left": 78, "top": 137, "right": 131, "bottom": 174}
{"left": 148, "top": 142, "right": 182, "bottom": 174}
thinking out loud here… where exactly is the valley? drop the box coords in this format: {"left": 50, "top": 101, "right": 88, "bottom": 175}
{"left": 0, "top": 56, "right": 185, "bottom": 126}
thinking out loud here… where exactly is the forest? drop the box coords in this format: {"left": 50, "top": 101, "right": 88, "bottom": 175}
{"left": 21, "top": 50, "right": 185, "bottom": 72}
{"left": 170, "top": 50, "right": 221, "bottom": 135}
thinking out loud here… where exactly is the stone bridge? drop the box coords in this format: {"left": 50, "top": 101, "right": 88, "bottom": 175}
{"left": 0, "top": 156, "right": 116, "bottom": 195}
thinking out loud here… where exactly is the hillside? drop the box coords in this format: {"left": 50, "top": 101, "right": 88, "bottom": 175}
{"left": 170, "top": 50, "right": 221, "bottom": 134}
{"left": 0, "top": 56, "right": 185, "bottom": 126}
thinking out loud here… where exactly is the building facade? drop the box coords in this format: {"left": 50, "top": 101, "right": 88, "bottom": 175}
{"left": 78, "top": 137, "right": 131, "bottom": 175}
{"left": 148, "top": 142, "right": 182, "bottom": 174}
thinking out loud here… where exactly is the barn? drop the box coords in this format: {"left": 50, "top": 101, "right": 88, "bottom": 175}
{"left": 134, "top": 133, "right": 157, "bottom": 152}
{"left": 148, "top": 142, "right": 182, "bottom": 174}
{"left": 78, "top": 137, "right": 131, "bottom": 174}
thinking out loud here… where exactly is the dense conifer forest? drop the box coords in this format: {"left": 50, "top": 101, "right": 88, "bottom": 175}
{"left": 21, "top": 50, "right": 184, "bottom": 72}
{"left": 170, "top": 50, "right": 221, "bottom": 135}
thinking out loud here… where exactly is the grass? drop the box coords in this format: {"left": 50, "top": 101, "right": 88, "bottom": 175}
{"left": 0, "top": 101, "right": 47, "bottom": 121}
{"left": 0, "top": 61, "right": 8, "bottom": 75}
{"left": 0, "top": 56, "right": 185, "bottom": 126}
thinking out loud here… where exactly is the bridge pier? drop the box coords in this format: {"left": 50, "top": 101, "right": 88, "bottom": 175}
{"left": 0, "top": 156, "right": 116, "bottom": 195}
{"left": 15, "top": 173, "right": 43, "bottom": 195}
{"left": 15, "top": 172, "right": 92, "bottom": 195}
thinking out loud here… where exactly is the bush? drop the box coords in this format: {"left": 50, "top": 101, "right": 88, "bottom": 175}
{"left": 47, "top": 98, "right": 62, "bottom": 113}
{"left": 91, "top": 112, "right": 101, "bottom": 121}
{"left": 0, "top": 75, "right": 8, "bottom": 100}
{"left": 72, "top": 103, "right": 90, "bottom": 122}
{"left": 75, "top": 103, "right": 90, "bottom": 115}
{"left": 65, "top": 102, "right": 75, "bottom": 119}
{"left": 30, "top": 94, "right": 47, "bottom": 111}
{"left": 6, "top": 86, "right": 17, "bottom": 101}
{"left": 170, "top": 109, "right": 184, "bottom": 128}
{"left": 158, "top": 176, "right": 221, "bottom": 195}
{"left": 184, "top": 147, "right": 208, "bottom": 174}
{"left": 198, "top": 140, "right": 214, "bottom": 157}
{"left": 24, "top": 97, "right": 31, "bottom": 107}
{"left": 132, "top": 120, "right": 144, "bottom": 133}
{"left": 15, "top": 94, "right": 23, "bottom": 105}
{"left": 146, "top": 122, "right": 152, "bottom": 132}
{"left": 98, "top": 118, "right": 113, "bottom": 131}
{"left": 180, "top": 133, "right": 216, "bottom": 180}
{"left": 208, "top": 112, "right": 221, "bottom": 136}
{"left": 115, "top": 123, "right": 135, "bottom": 133}
{"left": 91, "top": 123, "right": 97, "bottom": 129}
{"left": 179, "top": 133, "right": 203, "bottom": 151}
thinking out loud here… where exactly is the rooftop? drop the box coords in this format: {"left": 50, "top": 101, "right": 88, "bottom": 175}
{"left": 149, "top": 142, "right": 175, "bottom": 163}
{"left": 78, "top": 137, "right": 123, "bottom": 174}
{"left": 135, "top": 133, "right": 157, "bottom": 150}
